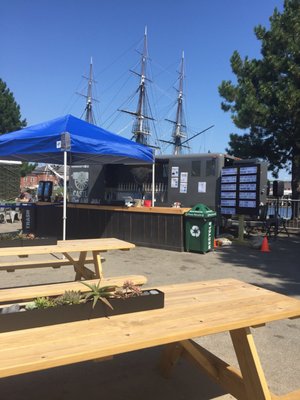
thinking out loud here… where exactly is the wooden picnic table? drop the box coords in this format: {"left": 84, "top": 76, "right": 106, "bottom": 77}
{"left": 0, "top": 238, "right": 135, "bottom": 280}
{"left": 0, "top": 278, "right": 299, "bottom": 399}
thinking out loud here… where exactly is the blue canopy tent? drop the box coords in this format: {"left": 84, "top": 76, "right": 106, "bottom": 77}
{"left": 0, "top": 114, "right": 155, "bottom": 239}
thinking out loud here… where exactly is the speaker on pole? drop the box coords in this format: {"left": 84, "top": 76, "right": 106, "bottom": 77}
{"left": 273, "top": 180, "right": 284, "bottom": 197}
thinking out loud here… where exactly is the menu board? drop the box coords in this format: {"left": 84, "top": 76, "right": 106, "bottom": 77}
{"left": 220, "top": 164, "right": 260, "bottom": 216}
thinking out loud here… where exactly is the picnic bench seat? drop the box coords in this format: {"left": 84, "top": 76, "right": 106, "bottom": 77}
{"left": 0, "top": 256, "right": 105, "bottom": 273}
{"left": 0, "top": 238, "right": 135, "bottom": 280}
{"left": 0, "top": 275, "right": 148, "bottom": 305}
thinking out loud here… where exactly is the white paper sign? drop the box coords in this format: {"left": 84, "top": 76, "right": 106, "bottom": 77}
{"left": 171, "top": 166, "right": 179, "bottom": 177}
{"left": 198, "top": 182, "right": 206, "bottom": 193}
{"left": 171, "top": 178, "right": 178, "bottom": 188}
{"left": 180, "top": 183, "right": 187, "bottom": 193}
{"left": 180, "top": 172, "right": 188, "bottom": 183}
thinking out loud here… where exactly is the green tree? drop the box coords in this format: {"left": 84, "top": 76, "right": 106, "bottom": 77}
{"left": 0, "top": 79, "right": 36, "bottom": 177}
{"left": 0, "top": 78, "right": 26, "bottom": 133}
{"left": 219, "top": 0, "right": 300, "bottom": 203}
{"left": 20, "top": 162, "right": 37, "bottom": 177}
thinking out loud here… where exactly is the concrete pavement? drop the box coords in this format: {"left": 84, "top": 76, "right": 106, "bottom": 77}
{"left": 0, "top": 220, "right": 299, "bottom": 400}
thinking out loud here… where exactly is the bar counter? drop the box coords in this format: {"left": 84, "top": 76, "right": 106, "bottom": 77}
{"left": 35, "top": 203, "right": 191, "bottom": 252}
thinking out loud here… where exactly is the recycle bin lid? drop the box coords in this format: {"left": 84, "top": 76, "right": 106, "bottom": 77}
{"left": 186, "top": 203, "right": 217, "bottom": 217}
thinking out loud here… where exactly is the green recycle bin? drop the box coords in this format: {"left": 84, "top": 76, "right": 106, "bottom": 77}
{"left": 185, "top": 203, "right": 217, "bottom": 253}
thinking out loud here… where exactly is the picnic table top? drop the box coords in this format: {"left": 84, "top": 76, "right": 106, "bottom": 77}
{"left": 0, "top": 278, "right": 299, "bottom": 378}
{"left": 0, "top": 237, "right": 135, "bottom": 256}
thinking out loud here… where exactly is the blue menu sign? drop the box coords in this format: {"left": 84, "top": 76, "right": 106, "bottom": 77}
{"left": 220, "top": 164, "right": 261, "bottom": 216}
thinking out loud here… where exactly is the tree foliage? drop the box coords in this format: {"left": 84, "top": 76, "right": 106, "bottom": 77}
{"left": 0, "top": 78, "right": 26, "bottom": 134}
{"left": 0, "top": 79, "right": 36, "bottom": 176}
{"left": 219, "top": 0, "right": 300, "bottom": 199}
{"left": 20, "top": 162, "right": 37, "bottom": 177}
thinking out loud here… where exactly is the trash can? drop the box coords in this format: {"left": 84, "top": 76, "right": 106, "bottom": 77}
{"left": 21, "top": 203, "right": 36, "bottom": 234}
{"left": 185, "top": 203, "right": 216, "bottom": 253}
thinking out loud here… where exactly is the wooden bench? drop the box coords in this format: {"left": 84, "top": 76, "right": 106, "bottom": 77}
{"left": 0, "top": 275, "right": 148, "bottom": 305}
{"left": 0, "top": 256, "right": 105, "bottom": 273}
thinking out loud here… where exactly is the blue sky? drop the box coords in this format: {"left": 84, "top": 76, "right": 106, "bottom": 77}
{"left": 1, "top": 0, "right": 288, "bottom": 177}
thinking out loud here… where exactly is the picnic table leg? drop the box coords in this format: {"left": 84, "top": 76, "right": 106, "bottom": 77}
{"left": 230, "top": 327, "right": 272, "bottom": 400}
{"left": 62, "top": 252, "right": 95, "bottom": 280}
{"left": 92, "top": 251, "right": 103, "bottom": 279}
{"left": 159, "top": 342, "right": 183, "bottom": 378}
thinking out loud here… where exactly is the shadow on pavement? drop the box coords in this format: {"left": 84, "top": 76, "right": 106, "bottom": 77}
{"left": 216, "top": 234, "right": 300, "bottom": 297}
{"left": 0, "top": 347, "right": 225, "bottom": 400}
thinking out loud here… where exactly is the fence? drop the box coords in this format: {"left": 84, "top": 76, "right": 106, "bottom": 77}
{"left": 266, "top": 197, "right": 300, "bottom": 232}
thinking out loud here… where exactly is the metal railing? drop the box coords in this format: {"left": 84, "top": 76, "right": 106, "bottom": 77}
{"left": 266, "top": 197, "right": 300, "bottom": 232}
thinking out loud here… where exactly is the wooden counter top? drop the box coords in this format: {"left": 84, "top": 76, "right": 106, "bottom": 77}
{"left": 66, "top": 203, "right": 191, "bottom": 215}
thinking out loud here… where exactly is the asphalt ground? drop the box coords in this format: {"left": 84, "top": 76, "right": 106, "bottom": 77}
{"left": 0, "top": 220, "right": 299, "bottom": 400}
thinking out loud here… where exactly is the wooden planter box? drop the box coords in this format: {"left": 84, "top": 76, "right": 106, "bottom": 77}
{"left": 0, "top": 237, "right": 57, "bottom": 248}
{"left": 22, "top": 237, "right": 57, "bottom": 247}
{"left": 0, "top": 289, "right": 164, "bottom": 333}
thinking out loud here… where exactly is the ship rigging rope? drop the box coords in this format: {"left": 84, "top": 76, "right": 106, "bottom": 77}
{"left": 150, "top": 59, "right": 179, "bottom": 80}
{"left": 101, "top": 74, "right": 132, "bottom": 119}
{"left": 101, "top": 62, "right": 139, "bottom": 96}
{"left": 60, "top": 75, "right": 86, "bottom": 115}
{"left": 145, "top": 90, "right": 162, "bottom": 153}
{"left": 103, "top": 85, "right": 139, "bottom": 129}
{"left": 97, "top": 38, "right": 142, "bottom": 76}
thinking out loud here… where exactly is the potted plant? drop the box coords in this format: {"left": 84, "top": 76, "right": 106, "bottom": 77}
{"left": 0, "top": 280, "right": 164, "bottom": 333}
{"left": 0, "top": 232, "right": 57, "bottom": 247}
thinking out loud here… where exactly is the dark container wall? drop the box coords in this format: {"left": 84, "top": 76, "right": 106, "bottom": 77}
{"left": 35, "top": 205, "right": 186, "bottom": 251}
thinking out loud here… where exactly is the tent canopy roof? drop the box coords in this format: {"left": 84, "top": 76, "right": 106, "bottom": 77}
{"left": 0, "top": 114, "right": 154, "bottom": 165}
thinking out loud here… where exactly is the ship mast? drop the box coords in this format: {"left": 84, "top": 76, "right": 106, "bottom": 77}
{"left": 78, "top": 57, "right": 98, "bottom": 124}
{"left": 160, "top": 52, "right": 188, "bottom": 155}
{"left": 120, "top": 27, "right": 154, "bottom": 145}
{"left": 85, "top": 58, "right": 94, "bottom": 123}
{"left": 172, "top": 51, "right": 186, "bottom": 155}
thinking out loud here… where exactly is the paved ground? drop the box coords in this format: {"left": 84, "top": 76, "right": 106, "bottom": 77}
{"left": 0, "top": 221, "right": 299, "bottom": 400}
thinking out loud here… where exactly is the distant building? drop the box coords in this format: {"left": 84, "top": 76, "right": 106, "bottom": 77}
{"left": 20, "top": 165, "right": 68, "bottom": 191}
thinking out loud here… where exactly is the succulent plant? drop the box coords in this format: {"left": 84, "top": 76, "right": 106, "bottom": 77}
{"left": 25, "top": 302, "right": 37, "bottom": 311}
{"left": 81, "top": 280, "right": 117, "bottom": 309}
{"left": 54, "top": 290, "right": 82, "bottom": 306}
{"left": 117, "top": 280, "right": 142, "bottom": 298}
{"left": 33, "top": 296, "right": 56, "bottom": 309}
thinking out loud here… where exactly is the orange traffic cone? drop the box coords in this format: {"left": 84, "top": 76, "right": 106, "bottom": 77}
{"left": 261, "top": 236, "right": 270, "bottom": 252}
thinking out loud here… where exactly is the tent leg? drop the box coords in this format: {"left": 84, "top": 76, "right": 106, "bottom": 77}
{"left": 152, "top": 162, "right": 155, "bottom": 207}
{"left": 63, "top": 151, "right": 67, "bottom": 241}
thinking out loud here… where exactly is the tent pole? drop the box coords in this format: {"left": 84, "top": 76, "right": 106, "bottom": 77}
{"left": 152, "top": 162, "right": 155, "bottom": 207}
{"left": 63, "top": 151, "right": 67, "bottom": 241}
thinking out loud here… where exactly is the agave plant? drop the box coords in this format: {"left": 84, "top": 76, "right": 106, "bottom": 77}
{"left": 81, "top": 281, "right": 117, "bottom": 309}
